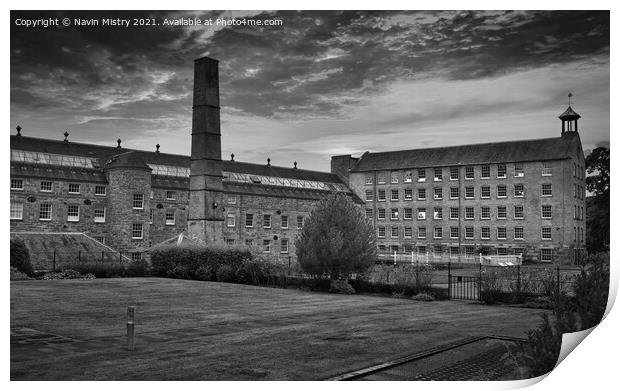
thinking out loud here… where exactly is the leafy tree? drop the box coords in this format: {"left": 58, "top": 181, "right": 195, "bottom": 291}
{"left": 585, "top": 147, "right": 610, "bottom": 252}
{"left": 10, "top": 238, "right": 34, "bottom": 276}
{"left": 295, "top": 193, "right": 376, "bottom": 279}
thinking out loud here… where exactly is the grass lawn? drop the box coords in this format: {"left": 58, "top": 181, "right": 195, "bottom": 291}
{"left": 11, "top": 278, "right": 548, "bottom": 380}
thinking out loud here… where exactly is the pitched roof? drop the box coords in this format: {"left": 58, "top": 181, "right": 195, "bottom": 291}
{"left": 559, "top": 106, "right": 581, "bottom": 120}
{"left": 350, "top": 136, "right": 576, "bottom": 172}
{"left": 104, "top": 151, "right": 152, "bottom": 171}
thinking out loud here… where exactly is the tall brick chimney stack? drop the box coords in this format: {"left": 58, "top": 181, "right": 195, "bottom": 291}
{"left": 188, "top": 56, "right": 225, "bottom": 245}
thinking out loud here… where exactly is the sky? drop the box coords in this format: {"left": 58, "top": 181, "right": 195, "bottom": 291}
{"left": 10, "top": 10, "right": 610, "bottom": 172}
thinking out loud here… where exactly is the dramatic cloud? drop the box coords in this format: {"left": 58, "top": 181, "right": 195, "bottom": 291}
{"left": 10, "top": 10, "right": 609, "bottom": 170}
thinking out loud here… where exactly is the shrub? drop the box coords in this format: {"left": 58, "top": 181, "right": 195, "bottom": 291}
{"left": 41, "top": 269, "right": 96, "bottom": 280}
{"left": 167, "top": 265, "right": 191, "bottom": 279}
{"left": 10, "top": 238, "right": 34, "bottom": 276}
{"left": 63, "top": 262, "right": 126, "bottom": 278}
{"left": 195, "top": 265, "right": 216, "bottom": 281}
{"left": 571, "top": 252, "right": 609, "bottom": 329}
{"left": 216, "top": 264, "right": 236, "bottom": 283}
{"left": 411, "top": 293, "right": 435, "bottom": 301}
{"left": 329, "top": 279, "right": 356, "bottom": 294}
{"left": 10, "top": 266, "right": 32, "bottom": 281}
{"left": 295, "top": 193, "right": 376, "bottom": 279}
{"left": 126, "top": 260, "right": 150, "bottom": 277}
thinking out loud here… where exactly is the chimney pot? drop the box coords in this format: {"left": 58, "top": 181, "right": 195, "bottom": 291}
{"left": 231, "top": 153, "right": 235, "bottom": 162}
{"left": 16, "top": 125, "right": 22, "bottom": 137}
{"left": 117, "top": 138, "right": 122, "bottom": 149}
{"left": 64, "top": 131, "right": 69, "bottom": 142}
{"left": 294, "top": 161, "right": 298, "bottom": 169}
{"left": 156, "top": 144, "right": 160, "bottom": 153}
{"left": 267, "top": 158, "right": 271, "bottom": 167}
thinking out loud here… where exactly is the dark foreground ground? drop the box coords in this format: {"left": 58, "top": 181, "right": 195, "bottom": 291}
{"left": 11, "top": 278, "right": 547, "bottom": 380}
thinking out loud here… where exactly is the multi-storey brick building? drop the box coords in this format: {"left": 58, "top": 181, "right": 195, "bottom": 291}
{"left": 332, "top": 106, "right": 587, "bottom": 264}
{"left": 10, "top": 55, "right": 586, "bottom": 265}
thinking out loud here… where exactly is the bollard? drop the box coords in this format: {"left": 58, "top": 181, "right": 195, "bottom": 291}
{"left": 127, "top": 306, "right": 135, "bottom": 351}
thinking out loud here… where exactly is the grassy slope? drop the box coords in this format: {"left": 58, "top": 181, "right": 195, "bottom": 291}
{"left": 11, "top": 278, "right": 547, "bottom": 380}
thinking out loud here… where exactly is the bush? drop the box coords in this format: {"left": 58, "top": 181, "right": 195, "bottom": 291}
{"left": 126, "top": 260, "right": 150, "bottom": 277}
{"left": 329, "top": 279, "right": 356, "bottom": 294}
{"left": 216, "top": 264, "right": 236, "bottom": 283}
{"left": 150, "top": 245, "right": 253, "bottom": 279}
{"left": 63, "top": 262, "right": 126, "bottom": 278}
{"left": 10, "top": 238, "right": 34, "bottom": 276}
{"left": 41, "top": 269, "right": 96, "bottom": 280}
{"left": 167, "top": 265, "right": 191, "bottom": 279}
{"left": 411, "top": 293, "right": 435, "bottom": 301}
{"left": 10, "top": 266, "right": 32, "bottom": 281}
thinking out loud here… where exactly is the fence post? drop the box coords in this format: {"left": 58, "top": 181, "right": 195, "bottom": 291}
{"left": 119, "top": 251, "right": 122, "bottom": 264}
{"left": 556, "top": 266, "right": 560, "bottom": 295}
{"left": 517, "top": 264, "right": 521, "bottom": 295}
{"left": 386, "top": 270, "right": 390, "bottom": 285}
{"left": 101, "top": 251, "right": 104, "bottom": 263}
{"left": 393, "top": 251, "right": 397, "bottom": 266}
{"left": 53, "top": 251, "right": 56, "bottom": 273}
{"left": 411, "top": 251, "right": 414, "bottom": 265}
{"left": 447, "top": 262, "right": 451, "bottom": 299}
{"left": 288, "top": 256, "right": 291, "bottom": 275}
{"left": 127, "top": 306, "right": 135, "bottom": 351}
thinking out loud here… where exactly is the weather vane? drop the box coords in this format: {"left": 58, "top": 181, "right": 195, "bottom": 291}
{"left": 568, "top": 92, "right": 573, "bottom": 106}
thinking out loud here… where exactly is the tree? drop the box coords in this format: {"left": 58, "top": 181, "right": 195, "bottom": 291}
{"left": 295, "top": 193, "right": 376, "bottom": 279}
{"left": 585, "top": 147, "right": 610, "bottom": 253}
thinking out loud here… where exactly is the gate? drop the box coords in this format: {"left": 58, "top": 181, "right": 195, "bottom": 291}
{"left": 448, "top": 275, "right": 480, "bottom": 301}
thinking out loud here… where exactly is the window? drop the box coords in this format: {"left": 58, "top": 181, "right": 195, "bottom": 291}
{"left": 68, "top": 183, "right": 80, "bottom": 194}
{"left": 497, "top": 227, "right": 507, "bottom": 240}
{"left": 378, "top": 189, "right": 386, "bottom": 201}
{"left": 514, "top": 184, "right": 524, "bottom": 197}
{"left": 133, "top": 194, "right": 144, "bottom": 209}
{"left": 390, "top": 245, "right": 399, "bottom": 254}
{"left": 497, "top": 164, "right": 507, "bottom": 178}
{"left": 225, "top": 238, "right": 235, "bottom": 246}
{"left": 245, "top": 239, "right": 254, "bottom": 247}
{"left": 365, "top": 190, "right": 373, "bottom": 201}
{"left": 450, "top": 247, "right": 459, "bottom": 258}
{"left": 226, "top": 213, "right": 235, "bottom": 227}
{"left": 450, "top": 207, "right": 459, "bottom": 220}
{"left": 40, "top": 181, "right": 52, "bottom": 192}
{"left": 434, "top": 168, "right": 442, "bottom": 181}
{"left": 481, "top": 206, "right": 490, "bottom": 220}
{"left": 514, "top": 248, "right": 524, "bottom": 257}
{"left": 280, "top": 239, "right": 289, "bottom": 254}
{"left": 418, "top": 188, "right": 426, "bottom": 200}
{"left": 481, "top": 227, "right": 490, "bottom": 239}
{"left": 418, "top": 227, "right": 427, "bottom": 239}
{"left": 377, "top": 174, "right": 386, "bottom": 184}
{"left": 497, "top": 185, "right": 507, "bottom": 198}
{"left": 131, "top": 252, "right": 142, "bottom": 261}
{"left": 94, "top": 236, "right": 105, "bottom": 244}
{"left": 433, "top": 188, "right": 442, "bottom": 200}
{"left": 39, "top": 203, "right": 52, "bottom": 220}
{"left": 450, "top": 187, "right": 459, "bottom": 199}
{"left": 542, "top": 205, "right": 552, "bottom": 219}
{"left": 163, "top": 191, "right": 175, "bottom": 200}
{"left": 94, "top": 207, "right": 106, "bottom": 223}
{"left": 377, "top": 208, "right": 386, "bottom": 220}
{"left": 150, "top": 190, "right": 154, "bottom": 199}
{"left": 514, "top": 227, "right": 524, "bottom": 240}
{"left": 390, "top": 208, "right": 399, "bottom": 220}
{"left": 417, "top": 208, "right": 426, "bottom": 220}
{"left": 263, "top": 240, "right": 271, "bottom": 253}
{"left": 391, "top": 226, "right": 399, "bottom": 238}
{"left": 391, "top": 172, "right": 399, "bottom": 184}
{"left": 95, "top": 185, "right": 106, "bottom": 196}
{"left": 281, "top": 215, "right": 289, "bottom": 229}
{"left": 365, "top": 175, "right": 373, "bottom": 185}
{"left": 263, "top": 214, "right": 271, "bottom": 228}
{"left": 481, "top": 186, "right": 490, "bottom": 198}
{"left": 365, "top": 209, "right": 373, "bottom": 220}
{"left": 542, "top": 184, "right": 552, "bottom": 197}
{"left": 541, "top": 227, "right": 552, "bottom": 240}
{"left": 514, "top": 164, "right": 524, "bottom": 177}
{"left": 514, "top": 205, "right": 524, "bottom": 219}
{"left": 404, "top": 227, "right": 412, "bottom": 238}
{"left": 132, "top": 223, "right": 143, "bottom": 239}
{"left": 465, "top": 207, "right": 474, "bottom": 220}
{"left": 465, "top": 246, "right": 475, "bottom": 258}
{"left": 465, "top": 166, "right": 474, "bottom": 180}
{"left": 433, "top": 207, "right": 442, "bottom": 220}
{"left": 226, "top": 195, "right": 236, "bottom": 205}
{"left": 10, "top": 202, "right": 23, "bottom": 220}
{"left": 450, "top": 227, "right": 459, "bottom": 239}
{"left": 11, "top": 179, "right": 23, "bottom": 190}
{"left": 378, "top": 226, "right": 386, "bottom": 238}
{"left": 391, "top": 189, "right": 399, "bottom": 201}
{"left": 297, "top": 216, "right": 304, "bottom": 229}
{"left": 378, "top": 245, "right": 387, "bottom": 252}
{"left": 434, "top": 227, "right": 442, "bottom": 239}
{"left": 417, "top": 169, "right": 426, "bottom": 182}
{"left": 417, "top": 245, "right": 427, "bottom": 254}
{"left": 574, "top": 184, "right": 577, "bottom": 198}
{"left": 404, "top": 171, "right": 412, "bottom": 183}
{"left": 542, "top": 162, "right": 552, "bottom": 176}
{"left": 166, "top": 210, "right": 176, "bottom": 225}
{"left": 450, "top": 167, "right": 459, "bottom": 180}
{"left": 497, "top": 206, "right": 507, "bottom": 219}
{"left": 404, "top": 188, "right": 413, "bottom": 200}
{"left": 465, "top": 226, "right": 474, "bottom": 239}
{"left": 465, "top": 186, "right": 474, "bottom": 199}
{"left": 149, "top": 209, "right": 154, "bottom": 224}
{"left": 541, "top": 248, "right": 553, "bottom": 262}
{"left": 497, "top": 247, "right": 508, "bottom": 256}
{"left": 404, "top": 208, "right": 413, "bottom": 220}
{"left": 481, "top": 165, "right": 490, "bottom": 179}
